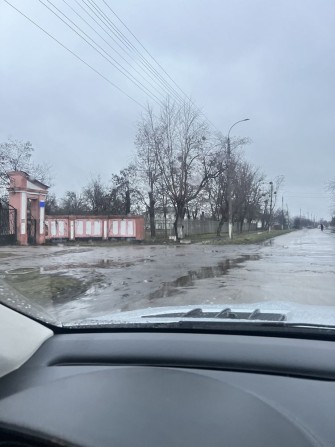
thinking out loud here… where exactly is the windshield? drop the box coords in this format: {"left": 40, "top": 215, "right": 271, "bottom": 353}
{"left": 0, "top": 0, "right": 334, "bottom": 329}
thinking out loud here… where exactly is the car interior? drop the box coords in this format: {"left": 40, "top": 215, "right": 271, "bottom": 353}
{"left": 1, "top": 303, "right": 335, "bottom": 447}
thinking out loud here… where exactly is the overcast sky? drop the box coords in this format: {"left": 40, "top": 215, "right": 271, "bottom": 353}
{"left": 1, "top": 0, "right": 334, "bottom": 220}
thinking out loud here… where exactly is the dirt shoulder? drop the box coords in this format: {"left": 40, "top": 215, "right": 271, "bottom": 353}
{"left": 189, "top": 229, "right": 293, "bottom": 245}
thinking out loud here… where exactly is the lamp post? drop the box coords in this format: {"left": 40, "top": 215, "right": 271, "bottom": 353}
{"left": 268, "top": 182, "right": 277, "bottom": 232}
{"left": 227, "top": 118, "right": 250, "bottom": 239}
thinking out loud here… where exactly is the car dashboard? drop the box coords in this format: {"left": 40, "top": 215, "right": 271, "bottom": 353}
{"left": 0, "top": 328, "right": 335, "bottom": 447}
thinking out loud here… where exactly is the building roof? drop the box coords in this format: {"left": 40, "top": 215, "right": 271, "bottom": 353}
{"left": 7, "top": 171, "right": 49, "bottom": 189}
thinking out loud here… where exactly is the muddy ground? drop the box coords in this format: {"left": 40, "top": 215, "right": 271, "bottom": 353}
{"left": 0, "top": 229, "right": 334, "bottom": 324}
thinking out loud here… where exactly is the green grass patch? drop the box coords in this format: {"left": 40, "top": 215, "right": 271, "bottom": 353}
{"left": 43, "top": 229, "right": 293, "bottom": 247}
{"left": 4, "top": 268, "right": 93, "bottom": 303}
{"left": 191, "top": 229, "right": 293, "bottom": 245}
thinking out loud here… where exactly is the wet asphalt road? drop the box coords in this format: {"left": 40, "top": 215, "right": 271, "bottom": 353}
{"left": 0, "top": 229, "right": 334, "bottom": 323}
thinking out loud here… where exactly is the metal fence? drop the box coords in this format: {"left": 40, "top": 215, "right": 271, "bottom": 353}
{"left": 147, "top": 219, "right": 257, "bottom": 237}
{"left": 0, "top": 200, "right": 17, "bottom": 245}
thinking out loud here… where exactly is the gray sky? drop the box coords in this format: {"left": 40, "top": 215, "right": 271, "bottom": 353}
{"left": 1, "top": 0, "right": 334, "bottom": 220}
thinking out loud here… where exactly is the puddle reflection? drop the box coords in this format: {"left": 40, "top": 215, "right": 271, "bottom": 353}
{"left": 149, "top": 255, "right": 260, "bottom": 300}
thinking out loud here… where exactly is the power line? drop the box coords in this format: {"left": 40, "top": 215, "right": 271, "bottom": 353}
{"left": 37, "top": 0, "right": 165, "bottom": 107}
{"left": 2, "top": 0, "right": 146, "bottom": 110}
{"left": 5, "top": 0, "right": 220, "bottom": 132}
{"left": 72, "top": 0, "right": 184, "bottom": 104}
{"left": 88, "top": 0, "right": 185, "bottom": 103}
{"left": 99, "top": 0, "right": 220, "bottom": 131}
{"left": 80, "top": 0, "right": 185, "bottom": 105}
{"left": 59, "top": 0, "right": 178, "bottom": 103}
{"left": 80, "top": 0, "right": 217, "bottom": 129}
{"left": 100, "top": 0, "right": 190, "bottom": 101}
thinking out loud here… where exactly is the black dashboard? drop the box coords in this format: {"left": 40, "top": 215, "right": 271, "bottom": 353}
{"left": 0, "top": 331, "right": 335, "bottom": 446}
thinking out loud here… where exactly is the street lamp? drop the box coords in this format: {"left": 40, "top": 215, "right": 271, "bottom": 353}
{"left": 268, "top": 182, "right": 277, "bottom": 232}
{"left": 227, "top": 118, "right": 250, "bottom": 239}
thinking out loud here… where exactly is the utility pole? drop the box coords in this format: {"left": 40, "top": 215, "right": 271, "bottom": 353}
{"left": 226, "top": 118, "right": 250, "bottom": 239}
{"left": 227, "top": 135, "right": 232, "bottom": 239}
{"left": 281, "top": 195, "right": 284, "bottom": 230}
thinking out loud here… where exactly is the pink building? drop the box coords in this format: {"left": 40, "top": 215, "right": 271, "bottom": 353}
{"left": 7, "top": 171, "right": 145, "bottom": 244}
{"left": 8, "top": 171, "right": 49, "bottom": 245}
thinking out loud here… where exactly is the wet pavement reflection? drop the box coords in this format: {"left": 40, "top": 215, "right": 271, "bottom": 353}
{"left": 148, "top": 256, "right": 260, "bottom": 300}
{"left": 0, "top": 229, "right": 334, "bottom": 323}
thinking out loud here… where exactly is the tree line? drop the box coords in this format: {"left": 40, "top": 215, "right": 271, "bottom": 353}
{"left": 2, "top": 100, "right": 287, "bottom": 239}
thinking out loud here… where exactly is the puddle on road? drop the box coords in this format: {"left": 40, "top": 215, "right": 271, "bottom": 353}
{"left": 46, "top": 248, "right": 93, "bottom": 257}
{"left": 42, "top": 256, "right": 154, "bottom": 271}
{"left": 1, "top": 253, "right": 261, "bottom": 310}
{"left": 43, "top": 259, "right": 135, "bottom": 271}
{"left": 148, "top": 255, "right": 260, "bottom": 300}
{"left": 1, "top": 255, "right": 157, "bottom": 308}
{"left": 3, "top": 267, "right": 98, "bottom": 304}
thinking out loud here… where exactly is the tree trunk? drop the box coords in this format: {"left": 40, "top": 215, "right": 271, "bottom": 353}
{"left": 125, "top": 189, "right": 131, "bottom": 215}
{"left": 163, "top": 206, "right": 167, "bottom": 238}
{"left": 149, "top": 209, "right": 155, "bottom": 237}
{"left": 148, "top": 192, "right": 156, "bottom": 238}
{"left": 174, "top": 206, "right": 185, "bottom": 240}
{"left": 216, "top": 216, "right": 224, "bottom": 236}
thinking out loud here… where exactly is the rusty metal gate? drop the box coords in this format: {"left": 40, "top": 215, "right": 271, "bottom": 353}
{"left": 0, "top": 199, "right": 17, "bottom": 245}
{"left": 27, "top": 217, "right": 37, "bottom": 245}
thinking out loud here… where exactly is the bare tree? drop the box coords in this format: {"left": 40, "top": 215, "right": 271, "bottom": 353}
{"left": 0, "top": 139, "right": 33, "bottom": 174}
{"left": 82, "top": 176, "right": 110, "bottom": 214}
{"left": 135, "top": 107, "right": 162, "bottom": 237}
{"left": 152, "top": 99, "right": 216, "bottom": 239}
{"left": 45, "top": 193, "right": 59, "bottom": 215}
{"left": 260, "top": 175, "right": 284, "bottom": 230}
{"left": 60, "top": 191, "right": 87, "bottom": 215}
{"left": 232, "top": 162, "right": 265, "bottom": 232}
{"left": 187, "top": 189, "right": 209, "bottom": 220}
{"left": 0, "top": 138, "right": 51, "bottom": 197}
{"left": 111, "top": 164, "right": 142, "bottom": 216}
{"left": 206, "top": 134, "right": 249, "bottom": 236}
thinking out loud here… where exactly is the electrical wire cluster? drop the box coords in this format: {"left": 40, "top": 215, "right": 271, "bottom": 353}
{"left": 3, "top": 0, "right": 218, "bottom": 130}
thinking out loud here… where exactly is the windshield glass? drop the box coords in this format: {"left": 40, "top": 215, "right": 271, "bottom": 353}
{"left": 0, "top": 0, "right": 334, "bottom": 328}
